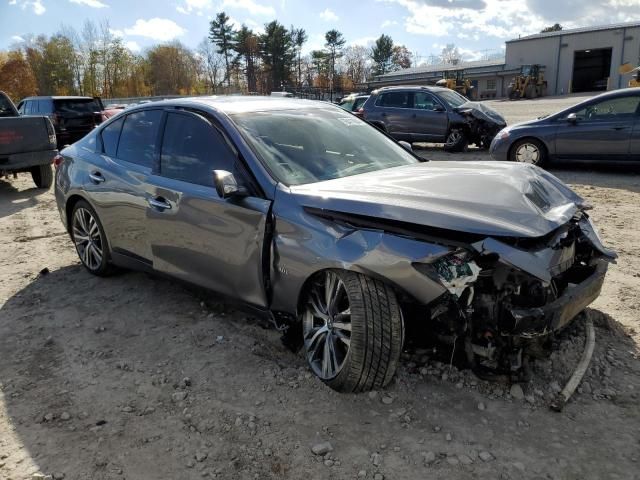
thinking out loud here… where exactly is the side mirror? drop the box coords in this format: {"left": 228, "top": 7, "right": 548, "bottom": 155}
{"left": 398, "top": 140, "right": 412, "bottom": 152}
{"left": 213, "top": 170, "right": 247, "bottom": 199}
{"left": 433, "top": 104, "right": 446, "bottom": 112}
{"left": 566, "top": 112, "right": 578, "bottom": 124}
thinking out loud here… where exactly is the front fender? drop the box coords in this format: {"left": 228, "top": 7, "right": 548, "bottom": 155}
{"left": 269, "top": 194, "right": 450, "bottom": 315}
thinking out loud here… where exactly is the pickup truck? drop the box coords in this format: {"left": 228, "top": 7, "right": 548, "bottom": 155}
{"left": 0, "top": 91, "right": 58, "bottom": 189}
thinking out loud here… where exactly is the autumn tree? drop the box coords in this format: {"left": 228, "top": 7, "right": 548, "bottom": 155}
{"left": 392, "top": 45, "right": 412, "bottom": 71}
{"left": 0, "top": 50, "right": 38, "bottom": 100}
{"left": 145, "top": 42, "right": 199, "bottom": 95}
{"left": 342, "top": 45, "right": 370, "bottom": 85}
{"left": 198, "top": 37, "right": 224, "bottom": 93}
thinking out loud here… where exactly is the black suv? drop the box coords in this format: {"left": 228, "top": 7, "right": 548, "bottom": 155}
{"left": 361, "top": 86, "right": 506, "bottom": 151}
{"left": 17, "top": 96, "right": 104, "bottom": 148}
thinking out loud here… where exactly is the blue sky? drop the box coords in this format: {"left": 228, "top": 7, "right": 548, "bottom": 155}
{"left": 2, "top": 0, "right": 640, "bottom": 63}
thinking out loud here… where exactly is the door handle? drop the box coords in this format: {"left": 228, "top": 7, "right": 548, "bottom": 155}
{"left": 89, "top": 172, "right": 105, "bottom": 184}
{"left": 148, "top": 197, "right": 172, "bottom": 210}
{"left": 612, "top": 126, "right": 629, "bottom": 131}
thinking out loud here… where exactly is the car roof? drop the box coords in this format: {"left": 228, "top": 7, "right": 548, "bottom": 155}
{"left": 126, "top": 96, "right": 343, "bottom": 115}
{"left": 22, "top": 96, "right": 97, "bottom": 100}
{"left": 372, "top": 85, "right": 451, "bottom": 94}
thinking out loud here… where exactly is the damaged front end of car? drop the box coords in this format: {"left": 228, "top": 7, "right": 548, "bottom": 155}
{"left": 454, "top": 102, "right": 507, "bottom": 149}
{"left": 418, "top": 213, "right": 615, "bottom": 379}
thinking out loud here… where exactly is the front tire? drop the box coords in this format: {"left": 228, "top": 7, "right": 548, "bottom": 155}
{"left": 301, "top": 270, "right": 404, "bottom": 392}
{"left": 71, "top": 200, "right": 114, "bottom": 276}
{"left": 444, "top": 128, "right": 468, "bottom": 152}
{"left": 510, "top": 138, "right": 547, "bottom": 167}
{"left": 31, "top": 164, "right": 53, "bottom": 189}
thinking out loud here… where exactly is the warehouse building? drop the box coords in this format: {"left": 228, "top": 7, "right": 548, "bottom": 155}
{"left": 363, "top": 21, "right": 640, "bottom": 98}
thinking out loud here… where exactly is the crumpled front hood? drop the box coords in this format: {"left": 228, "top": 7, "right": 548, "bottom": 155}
{"left": 290, "top": 161, "right": 585, "bottom": 238}
{"left": 457, "top": 101, "right": 507, "bottom": 126}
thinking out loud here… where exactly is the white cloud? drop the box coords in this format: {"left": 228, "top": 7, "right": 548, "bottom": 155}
{"left": 319, "top": 8, "right": 339, "bottom": 22}
{"left": 244, "top": 18, "right": 265, "bottom": 35}
{"left": 176, "top": 0, "right": 212, "bottom": 14}
{"left": 11, "top": 35, "right": 25, "bottom": 42}
{"left": 350, "top": 36, "right": 377, "bottom": 47}
{"left": 221, "top": 0, "right": 275, "bottom": 16}
{"left": 381, "top": 19, "right": 398, "bottom": 28}
{"left": 387, "top": 0, "right": 640, "bottom": 40}
{"left": 124, "top": 18, "right": 187, "bottom": 41}
{"left": 109, "top": 28, "right": 124, "bottom": 37}
{"left": 69, "top": 0, "right": 108, "bottom": 7}
{"left": 125, "top": 40, "right": 141, "bottom": 52}
{"left": 10, "top": 0, "right": 46, "bottom": 15}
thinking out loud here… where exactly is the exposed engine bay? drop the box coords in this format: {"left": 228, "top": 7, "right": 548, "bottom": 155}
{"left": 422, "top": 212, "right": 615, "bottom": 380}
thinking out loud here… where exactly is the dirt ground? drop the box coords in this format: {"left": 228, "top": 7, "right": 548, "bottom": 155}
{"left": 1, "top": 95, "right": 639, "bottom": 480}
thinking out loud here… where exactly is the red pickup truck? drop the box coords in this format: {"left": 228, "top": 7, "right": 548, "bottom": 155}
{"left": 0, "top": 91, "right": 58, "bottom": 189}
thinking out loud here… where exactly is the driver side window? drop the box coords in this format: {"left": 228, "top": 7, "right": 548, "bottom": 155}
{"left": 572, "top": 96, "right": 640, "bottom": 122}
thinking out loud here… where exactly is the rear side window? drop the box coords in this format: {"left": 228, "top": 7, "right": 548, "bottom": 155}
{"left": 38, "top": 100, "right": 52, "bottom": 114}
{"left": 117, "top": 110, "right": 163, "bottom": 167}
{"left": 54, "top": 99, "right": 102, "bottom": 114}
{"left": 160, "top": 111, "right": 235, "bottom": 187}
{"left": 0, "top": 95, "right": 15, "bottom": 117}
{"left": 101, "top": 117, "right": 124, "bottom": 156}
{"left": 376, "top": 92, "right": 410, "bottom": 108}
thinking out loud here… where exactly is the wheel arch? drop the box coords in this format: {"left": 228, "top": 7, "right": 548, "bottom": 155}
{"left": 65, "top": 193, "right": 95, "bottom": 232}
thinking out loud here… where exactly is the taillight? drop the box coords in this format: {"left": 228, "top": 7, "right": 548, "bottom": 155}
{"left": 53, "top": 154, "right": 64, "bottom": 169}
{"left": 45, "top": 117, "right": 57, "bottom": 146}
{"left": 355, "top": 107, "right": 364, "bottom": 117}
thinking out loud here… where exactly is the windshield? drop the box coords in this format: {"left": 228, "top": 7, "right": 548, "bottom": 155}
{"left": 339, "top": 98, "right": 355, "bottom": 110}
{"left": 232, "top": 108, "right": 420, "bottom": 186}
{"left": 435, "top": 89, "right": 468, "bottom": 108}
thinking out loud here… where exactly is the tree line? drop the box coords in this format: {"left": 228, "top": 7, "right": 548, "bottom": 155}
{"left": 0, "top": 14, "right": 418, "bottom": 101}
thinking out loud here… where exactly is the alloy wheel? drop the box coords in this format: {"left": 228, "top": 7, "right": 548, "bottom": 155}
{"left": 515, "top": 143, "right": 540, "bottom": 164}
{"left": 302, "top": 271, "right": 352, "bottom": 380}
{"left": 72, "top": 207, "right": 103, "bottom": 271}
{"left": 445, "top": 130, "right": 462, "bottom": 146}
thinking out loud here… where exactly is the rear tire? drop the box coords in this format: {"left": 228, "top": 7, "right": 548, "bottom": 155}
{"left": 301, "top": 270, "right": 404, "bottom": 392}
{"left": 525, "top": 84, "right": 537, "bottom": 99}
{"left": 31, "top": 164, "right": 53, "bottom": 189}
{"left": 444, "top": 128, "right": 468, "bottom": 152}
{"left": 71, "top": 200, "right": 115, "bottom": 276}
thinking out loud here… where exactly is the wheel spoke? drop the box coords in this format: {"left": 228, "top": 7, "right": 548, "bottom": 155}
{"left": 321, "top": 336, "right": 332, "bottom": 378}
{"left": 309, "top": 289, "right": 328, "bottom": 320}
{"left": 324, "top": 273, "right": 338, "bottom": 310}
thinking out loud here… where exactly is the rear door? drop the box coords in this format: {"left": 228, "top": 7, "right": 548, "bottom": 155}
{"left": 89, "top": 109, "right": 163, "bottom": 265}
{"left": 373, "top": 91, "right": 412, "bottom": 140}
{"left": 554, "top": 95, "right": 640, "bottom": 160}
{"left": 145, "top": 109, "right": 271, "bottom": 307}
{"left": 409, "top": 91, "right": 448, "bottom": 141}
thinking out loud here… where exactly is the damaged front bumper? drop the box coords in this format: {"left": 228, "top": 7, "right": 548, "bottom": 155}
{"left": 506, "top": 259, "right": 607, "bottom": 337}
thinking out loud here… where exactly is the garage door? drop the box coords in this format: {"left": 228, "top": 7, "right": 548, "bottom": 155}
{"left": 572, "top": 48, "right": 612, "bottom": 93}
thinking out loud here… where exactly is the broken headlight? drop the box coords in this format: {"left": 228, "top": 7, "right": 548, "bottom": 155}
{"left": 414, "top": 251, "right": 481, "bottom": 298}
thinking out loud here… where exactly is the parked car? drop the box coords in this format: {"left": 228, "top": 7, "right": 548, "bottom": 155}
{"left": 490, "top": 88, "right": 640, "bottom": 165}
{"left": 338, "top": 94, "right": 369, "bottom": 117}
{"left": 361, "top": 86, "right": 506, "bottom": 151}
{"left": 0, "top": 91, "right": 58, "bottom": 188}
{"left": 17, "top": 96, "right": 104, "bottom": 149}
{"left": 54, "top": 97, "right": 614, "bottom": 392}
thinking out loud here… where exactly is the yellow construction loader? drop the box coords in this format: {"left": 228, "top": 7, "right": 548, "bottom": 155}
{"left": 507, "top": 64, "right": 547, "bottom": 99}
{"left": 435, "top": 70, "right": 474, "bottom": 99}
{"left": 619, "top": 63, "right": 640, "bottom": 88}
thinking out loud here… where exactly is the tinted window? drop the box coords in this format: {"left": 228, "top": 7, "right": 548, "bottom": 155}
{"left": 353, "top": 97, "right": 368, "bottom": 110}
{"left": 413, "top": 92, "right": 438, "bottom": 110}
{"left": 0, "top": 95, "right": 15, "bottom": 117}
{"left": 116, "top": 110, "right": 163, "bottom": 167}
{"left": 24, "top": 101, "right": 33, "bottom": 115}
{"left": 101, "top": 117, "right": 124, "bottom": 156}
{"left": 573, "top": 96, "right": 640, "bottom": 121}
{"left": 38, "top": 100, "right": 52, "bottom": 114}
{"left": 160, "top": 112, "right": 235, "bottom": 187}
{"left": 54, "top": 98, "right": 102, "bottom": 114}
{"left": 376, "top": 92, "right": 410, "bottom": 108}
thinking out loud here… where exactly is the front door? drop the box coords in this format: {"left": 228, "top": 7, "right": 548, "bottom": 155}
{"left": 554, "top": 95, "right": 640, "bottom": 160}
{"left": 410, "top": 91, "right": 449, "bottom": 142}
{"left": 145, "top": 109, "right": 271, "bottom": 307}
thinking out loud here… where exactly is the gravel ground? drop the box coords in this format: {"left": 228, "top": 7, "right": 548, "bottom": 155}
{"left": 1, "top": 95, "right": 639, "bottom": 480}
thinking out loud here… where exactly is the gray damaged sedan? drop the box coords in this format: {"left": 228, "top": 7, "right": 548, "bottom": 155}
{"left": 54, "top": 97, "right": 616, "bottom": 392}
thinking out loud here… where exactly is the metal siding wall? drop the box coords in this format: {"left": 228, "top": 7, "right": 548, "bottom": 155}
{"left": 505, "top": 37, "right": 560, "bottom": 93}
